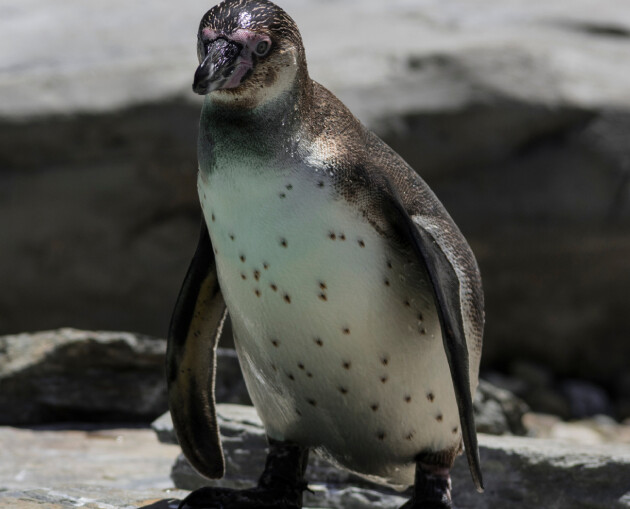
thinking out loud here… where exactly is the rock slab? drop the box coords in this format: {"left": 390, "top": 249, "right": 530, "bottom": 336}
{"left": 0, "top": 329, "right": 167, "bottom": 424}
{"left": 162, "top": 404, "right": 630, "bottom": 509}
{"left": 0, "top": 329, "right": 251, "bottom": 425}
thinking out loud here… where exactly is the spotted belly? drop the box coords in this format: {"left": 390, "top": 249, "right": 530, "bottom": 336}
{"left": 199, "top": 167, "right": 461, "bottom": 487}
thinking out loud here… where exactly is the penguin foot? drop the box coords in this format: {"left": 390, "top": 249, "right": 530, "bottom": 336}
{"left": 400, "top": 459, "right": 453, "bottom": 509}
{"left": 177, "top": 485, "right": 306, "bottom": 509}
{"left": 179, "top": 438, "right": 309, "bottom": 509}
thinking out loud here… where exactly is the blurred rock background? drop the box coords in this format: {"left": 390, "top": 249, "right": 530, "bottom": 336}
{"left": 2, "top": 0, "right": 630, "bottom": 507}
{"left": 2, "top": 0, "right": 630, "bottom": 420}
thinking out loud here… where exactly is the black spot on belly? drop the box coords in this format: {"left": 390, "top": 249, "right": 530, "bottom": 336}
{"left": 307, "top": 398, "right": 317, "bottom": 406}
{"left": 318, "top": 293, "right": 327, "bottom": 301}
{"left": 329, "top": 232, "right": 336, "bottom": 240}
{"left": 380, "top": 375, "right": 388, "bottom": 383}
{"left": 271, "top": 339, "right": 279, "bottom": 347}
{"left": 270, "top": 283, "right": 277, "bottom": 291}
{"left": 280, "top": 238, "right": 288, "bottom": 248}
{"left": 254, "top": 289, "right": 261, "bottom": 297}
{"left": 339, "top": 387, "right": 348, "bottom": 394}
{"left": 405, "top": 431, "right": 415, "bottom": 441}
{"left": 253, "top": 270, "right": 260, "bottom": 281}
{"left": 370, "top": 403, "right": 379, "bottom": 411}
{"left": 377, "top": 431, "right": 386, "bottom": 441}
{"left": 342, "top": 327, "right": 350, "bottom": 335}
{"left": 314, "top": 338, "right": 323, "bottom": 347}
{"left": 241, "top": 273, "right": 247, "bottom": 280}
{"left": 404, "top": 395, "right": 412, "bottom": 403}
{"left": 436, "top": 414, "right": 443, "bottom": 422}
{"left": 263, "top": 262, "right": 269, "bottom": 270}
{"left": 452, "top": 426, "right": 458, "bottom": 434}
{"left": 342, "top": 361, "right": 351, "bottom": 370}
{"left": 240, "top": 254, "right": 246, "bottom": 263}
{"left": 298, "top": 362, "right": 305, "bottom": 370}
{"left": 427, "top": 392, "right": 435, "bottom": 402}
{"left": 279, "top": 192, "right": 286, "bottom": 199}
{"left": 283, "top": 294, "right": 291, "bottom": 303}
{"left": 358, "top": 239, "right": 365, "bottom": 248}
{"left": 286, "top": 184, "right": 293, "bottom": 190}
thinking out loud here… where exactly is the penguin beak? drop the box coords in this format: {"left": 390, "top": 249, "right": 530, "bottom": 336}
{"left": 193, "top": 38, "right": 242, "bottom": 95}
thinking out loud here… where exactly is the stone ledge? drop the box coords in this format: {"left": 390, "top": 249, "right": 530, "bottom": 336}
{"left": 161, "top": 404, "right": 630, "bottom": 509}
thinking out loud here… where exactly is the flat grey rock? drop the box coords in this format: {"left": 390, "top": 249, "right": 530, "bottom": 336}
{"left": 0, "top": 329, "right": 249, "bottom": 425}
{"left": 166, "top": 404, "right": 630, "bottom": 508}
{"left": 0, "top": 425, "right": 187, "bottom": 509}
{"left": 0, "top": 328, "right": 167, "bottom": 424}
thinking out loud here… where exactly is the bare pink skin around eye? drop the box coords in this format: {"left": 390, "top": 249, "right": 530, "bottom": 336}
{"left": 201, "top": 28, "right": 272, "bottom": 89}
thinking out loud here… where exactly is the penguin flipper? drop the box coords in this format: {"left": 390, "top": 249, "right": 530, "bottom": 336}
{"left": 389, "top": 197, "right": 484, "bottom": 493}
{"left": 167, "top": 221, "right": 227, "bottom": 479}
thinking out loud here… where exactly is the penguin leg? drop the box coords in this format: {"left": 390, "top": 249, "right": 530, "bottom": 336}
{"left": 179, "top": 438, "right": 310, "bottom": 509}
{"left": 400, "top": 454, "right": 454, "bottom": 509}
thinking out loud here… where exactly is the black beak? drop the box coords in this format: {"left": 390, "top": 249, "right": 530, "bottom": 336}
{"left": 193, "top": 38, "right": 242, "bottom": 95}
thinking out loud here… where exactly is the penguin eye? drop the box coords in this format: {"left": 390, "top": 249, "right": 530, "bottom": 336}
{"left": 254, "top": 40, "right": 270, "bottom": 56}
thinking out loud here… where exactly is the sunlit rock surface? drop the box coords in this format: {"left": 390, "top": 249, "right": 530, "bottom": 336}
{"left": 162, "top": 404, "right": 630, "bottom": 509}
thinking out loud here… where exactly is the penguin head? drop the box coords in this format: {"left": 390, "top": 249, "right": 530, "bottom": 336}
{"left": 193, "top": 0, "right": 307, "bottom": 107}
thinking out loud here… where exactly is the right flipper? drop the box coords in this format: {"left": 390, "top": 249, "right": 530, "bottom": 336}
{"left": 167, "top": 222, "right": 227, "bottom": 479}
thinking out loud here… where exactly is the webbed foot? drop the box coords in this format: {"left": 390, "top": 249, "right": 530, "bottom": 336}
{"left": 179, "top": 439, "right": 309, "bottom": 509}
{"left": 400, "top": 458, "right": 453, "bottom": 509}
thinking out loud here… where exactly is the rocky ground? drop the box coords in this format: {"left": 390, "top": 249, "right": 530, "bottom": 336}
{"left": 1, "top": 330, "right": 630, "bottom": 508}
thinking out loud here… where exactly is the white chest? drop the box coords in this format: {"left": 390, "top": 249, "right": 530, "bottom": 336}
{"left": 198, "top": 164, "right": 460, "bottom": 487}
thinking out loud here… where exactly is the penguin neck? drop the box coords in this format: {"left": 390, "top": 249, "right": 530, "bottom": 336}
{"left": 200, "top": 72, "right": 314, "bottom": 168}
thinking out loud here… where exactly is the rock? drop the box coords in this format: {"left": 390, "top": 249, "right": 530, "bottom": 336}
{"left": 1, "top": 0, "right": 630, "bottom": 391}
{"left": 163, "top": 404, "right": 630, "bottom": 508}
{"left": 0, "top": 329, "right": 249, "bottom": 425}
{"left": 561, "top": 379, "right": 613, "bottom": 418}
{"left": 0, "top": 329, "right": 168, "bottom": 424}
{"left": 474, "top": 379, "right": 529, "bottom": 435}
{"left": 616, "top": 372, "right": 630, "bottom": 420}
{"left": 0, "top": 424, "right": 187, "bottom": 509}
{"left": 213, "top": 347, "right": 252, "bottom": 406}
{"left": 523, "top": 412, "right": 630, "bottom": 444}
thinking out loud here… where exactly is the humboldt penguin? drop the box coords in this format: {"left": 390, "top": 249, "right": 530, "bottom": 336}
{"left": 167, "top": 0, "right": 484, "bottom": 507}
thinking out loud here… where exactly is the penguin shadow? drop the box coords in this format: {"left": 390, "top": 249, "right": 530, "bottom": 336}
{"left": 137, "top": 499, "right": 181, "bottom": 509}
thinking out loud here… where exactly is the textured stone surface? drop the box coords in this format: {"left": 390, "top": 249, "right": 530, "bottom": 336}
{"left": 0, "top": 329, "right": 249, "bottom": 425}
{"left": 0, "top": 424, "right": 187, "bottom": 509}
{"left": 474, "top": 379, "right": 529, "bottom": 435}
{"left": 165, "top": 404, "right": 630, "bottom": 509}
{"left": 0, "top": 329, "right": 167, "bottom": 424}
{"left": 2, "top": 0, "right": 630, "bottom": 395}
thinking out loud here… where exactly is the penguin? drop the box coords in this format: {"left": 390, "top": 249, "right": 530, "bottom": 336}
{"left": 166, "top": 1, "right": 484, "bottom": 508}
